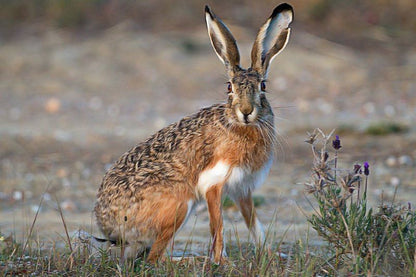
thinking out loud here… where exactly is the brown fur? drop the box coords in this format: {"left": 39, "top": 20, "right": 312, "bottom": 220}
{"left": 94, "top": 3, "right": 293, "bottom": 264}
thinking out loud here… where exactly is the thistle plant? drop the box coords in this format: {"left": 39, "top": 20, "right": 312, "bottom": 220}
{"left": 304, "top": 129, "right": 416, "bottom": 275}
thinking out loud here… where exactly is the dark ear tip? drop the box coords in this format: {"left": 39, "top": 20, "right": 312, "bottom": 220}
{"left": 271, "top": 3, "right": 294, "bottom": 18}
{"left": 205, "top": 5, "right": 214, "bottom": 18}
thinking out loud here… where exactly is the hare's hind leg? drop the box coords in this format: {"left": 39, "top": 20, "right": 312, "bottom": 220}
{"left": 237, "top": 191, "right": 265, "bottom": 244}
{"left": 146, "top": 200, "right": 189, "bottom": 263}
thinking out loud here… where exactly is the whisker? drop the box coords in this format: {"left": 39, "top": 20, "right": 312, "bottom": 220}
{"left": 272, "top": 105, "right": 296, "bottom": 110}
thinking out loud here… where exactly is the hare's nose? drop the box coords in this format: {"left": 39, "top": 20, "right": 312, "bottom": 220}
{"left": 240, "top": 107, "right": 253, "bottom": 124}
{"left": 240, "top": 105, "right": 253, "bottom": 116}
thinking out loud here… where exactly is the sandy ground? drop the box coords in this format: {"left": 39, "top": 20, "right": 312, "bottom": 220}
{"left": 0, "top": 22, "right": 415, "bottom": 254}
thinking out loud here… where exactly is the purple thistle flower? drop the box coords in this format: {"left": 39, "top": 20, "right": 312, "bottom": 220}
{"left": 364, "top": 162, "right": 370, "bottom": 176}
{"left": 354, "top": 164, "right": 362, "bottom": 174}
{"left": 332, "top": 135, "right": 342, "bottom": 150}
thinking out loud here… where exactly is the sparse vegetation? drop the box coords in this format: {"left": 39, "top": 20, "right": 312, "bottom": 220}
{"left": 1, "top": 0, "right": 415, "bottom": 49}
{"left": 365, "top": 121, "right": 409, "bottom": 136}
{"left": 304, "top": 129, "right": 416, "bottom": 275}
{"left": 1, "top": 129, "right": 414, "bottom": 275}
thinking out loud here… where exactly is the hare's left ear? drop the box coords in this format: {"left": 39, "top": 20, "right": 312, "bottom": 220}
{"left": 205, "top": 5, "right": 240, "bottom": 77}
{"left": 251, "top": 3, "right": 293, "bottom": 77}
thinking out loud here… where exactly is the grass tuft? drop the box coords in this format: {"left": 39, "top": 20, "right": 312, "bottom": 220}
{"left": 365, "top": 121, "right": 409, "bottom": 136}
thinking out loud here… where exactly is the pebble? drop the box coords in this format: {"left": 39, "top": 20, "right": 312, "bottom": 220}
{"left": 398, "top": 155, "right": 413, "bottom": 166}
{"left": 44, "top": 97, "right": 61, "bottom": 114}
{"left": 385, "top": 156, "right": 397, "bottom": 167}
{"left": 61, "top": 199, "right": 77, "bottom": 212}
{"left": 56, "top": 168, "right": 68, "bottom": 178}
{"left": 363, "top": 102, "right": 375, "bottom": 115}
{"left": 43, "top": 193, "right": 52, "bottom": 201}
{"left": 384, "top": 105, "right": 396, "bottom": 117}
{"left": 31, "top": 205, "right": 44, "bottom": 213}
{"left": 390, "top": 176, "right": 401, "bottom": 187}
{"left": 316, "top": 98, "right": 333, "bottom": 114}
{"left": 295, "top": 98, "right": 310, "bottom": 113}
{"left": 12, "top": 190, "right": 24, "bottom": 201}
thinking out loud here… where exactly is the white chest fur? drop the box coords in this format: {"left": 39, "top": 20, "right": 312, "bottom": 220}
{"left": 196, "top": 158, "right": 273, "bottom": 199}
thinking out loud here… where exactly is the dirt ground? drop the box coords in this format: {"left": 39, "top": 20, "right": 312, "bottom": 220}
{"left": 0, "top": 18, "right": 415, "bottom": 254}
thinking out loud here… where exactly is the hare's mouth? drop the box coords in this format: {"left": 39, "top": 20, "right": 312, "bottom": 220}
{"left": 235, "top": 107, "right": 258, "bottom": 125}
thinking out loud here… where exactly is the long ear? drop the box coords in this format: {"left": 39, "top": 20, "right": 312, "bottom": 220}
{"left": 205, "top": 5, "right": 240, "bottom": 76}
{"left": 251, "top": 3, "right": 293, "bottom": 77}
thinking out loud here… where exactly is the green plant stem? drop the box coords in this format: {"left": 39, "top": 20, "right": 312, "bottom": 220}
{"left": 334, "top": 150, "right": 338, "bottom": 181}
{"left": 336, "top": 206, "right": 356, "bottom": 260}
{"left": 364, "top": 176, "right": 368, "bottom": 199}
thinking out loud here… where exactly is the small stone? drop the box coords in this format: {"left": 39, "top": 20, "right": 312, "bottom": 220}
{"left": 390, "top": 176, "right": 400, "bottom": 187}
{"left": 45, "top": 97, "right": 61, "bottom": 114}
{"left": 385, "top": 156, "right": 397, "bottom": 167}
{"left": 56, "top": 168, "right": 68, "bottom": 178}
{"left": 12, "top": 190, "right": 23, "bottom": 201}
{"left": 61, "top": 200, "right": 77, "bottom": 212}
{"left": 316, "top": 98, "right": 333, "bottom": 114}
{"left": 363, "top": 102, "right": 375, "bottom": 114}
{"left": 398, "top": 155, "right": 413, "bottom": 166}
{"left": 296, "top": 98, "right": 310, "bottom": 113}
{"left": 43, "top": 193, "right": 52, "bottom": 201}
{"left": 31, "top": 205, "right": 44, "bottom": 213}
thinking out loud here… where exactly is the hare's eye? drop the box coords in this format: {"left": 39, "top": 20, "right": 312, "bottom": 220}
{"left": 260, "top": 81, "right": 266, "bottom": 92}
{"left": 226, "top": 82, "right": 232, "bottom": 93}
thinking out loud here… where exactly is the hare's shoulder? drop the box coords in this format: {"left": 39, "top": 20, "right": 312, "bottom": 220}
{"left": 109, "top": 103, "right": 227, "bottom": 171}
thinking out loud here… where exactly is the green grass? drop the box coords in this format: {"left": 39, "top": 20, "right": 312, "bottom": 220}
{"left": 365, "top": 121, "right": 409, "bottom": 136}
{"left": 0, "top": 227, "right": 324, "bottom": 276}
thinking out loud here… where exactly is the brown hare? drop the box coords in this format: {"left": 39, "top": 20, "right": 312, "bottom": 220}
{"left": 94, "top": 3, "right": 293, "bottom": 264}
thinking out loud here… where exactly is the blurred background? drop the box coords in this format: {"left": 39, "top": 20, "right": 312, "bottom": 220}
{"left": 0, "top": 0, "right": 415, "bottom": 248}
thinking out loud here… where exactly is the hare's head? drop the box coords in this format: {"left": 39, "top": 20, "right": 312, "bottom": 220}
{"left": 205, "top": 4, "right": 293, "bottom": 125}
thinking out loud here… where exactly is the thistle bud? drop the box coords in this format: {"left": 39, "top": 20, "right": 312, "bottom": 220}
{"left": 324, "top": 151, "right": 329, "bottom": 162}
{"left": 332, "top": 135, "right": 342, "bottom": 150}
{"left": 354, "top": 164, "right": 362, "bottom": 174}
{"left": 364, "top": 162, "right": 370, "bottom": 176}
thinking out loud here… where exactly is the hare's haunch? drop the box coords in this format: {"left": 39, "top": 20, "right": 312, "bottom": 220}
{"left": 94, "top": 3, "right": 293, "bottom": 264}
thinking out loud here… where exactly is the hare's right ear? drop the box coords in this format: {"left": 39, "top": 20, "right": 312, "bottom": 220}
{"left": 251, "top": 3, "right": 293, "bottom": 77}
{"left": 205, "top": 5, "right": 240, "bottom": 77}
